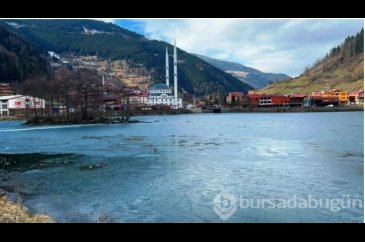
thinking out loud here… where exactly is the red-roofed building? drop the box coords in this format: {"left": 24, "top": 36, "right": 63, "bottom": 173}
{"left": 349, "top": 90, "right": 364, "bottom": 105}
{"left": 226, "top": 92, "right": 245, "bottom": 105}
{"left": 326, "top": 89, "right": 349, "bottom": 103}
{"left": 248, "top": 91, "right": 262, "bottom": 107}
{"left": 289, "top": 93, "right": 307, "bottom": 107}
{"left": 360, "top": 91, "right": 364, "bottom": 104}
{"left": 259, "top": 95, "right": 290, "bottom": 107}
{"left": 304, "top": 95, "right": 339, "bottom": 107}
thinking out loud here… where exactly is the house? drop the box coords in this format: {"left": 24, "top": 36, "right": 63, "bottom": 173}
{"left": 248, "top": 91, "right": 262, "bottom": 107}
{"left": 0, "top": 95, "right": 45, "bottom": 116}
{"left": 259, "top": 95, "right": 290, "bottom": 107}
{"left": 129, "top": 93, "right": 149, "bottom": 105}
{"left": 326, "top": 89, "right": 349, "bottom": 103}
{"left": 359, "top": 91, "right": 364, "bottom": 104}
{"left": 226, "top": 92, "right": 245, "bottom": 106}
{"left": 349, "top": 90, "right": 364, "bottom": 105}
{"left": 303, "top": 95, "right": 339, "bottom": 107}
{"left": 289, "top": 93, "right": 306, "bottom": 107}
{"left": 0, "top": 83, "right": 15, "bottom": 96}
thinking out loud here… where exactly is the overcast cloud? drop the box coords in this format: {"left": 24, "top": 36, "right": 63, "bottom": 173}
{"left": 111, "top": 19, "right": 363, "bottom": 77}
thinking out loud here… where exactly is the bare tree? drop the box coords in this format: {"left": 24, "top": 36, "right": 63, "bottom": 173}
{"left": 74, "top": 69, "right": 102, "bottom": 121}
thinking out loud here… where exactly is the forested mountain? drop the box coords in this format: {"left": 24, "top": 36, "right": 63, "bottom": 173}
{"left": 2, "top": 19, "right": 253, "bottom": 96}
{"left": 194, "top": 54, "right": 291, "bottom": 89}
{"left": 261, "top": 28, "right": 364, "bottom": 94}
{"left": 0, "top": 22, "right": 49, "bottom": 83}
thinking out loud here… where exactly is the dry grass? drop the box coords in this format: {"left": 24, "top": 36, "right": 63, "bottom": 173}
{"left": 261, "top": 54, "right": 364, "bottom": 95}
{"left": 0, "top": 195, "right": 53, "bottom": 223}
{"left": 0, "top": 116, "right": 24, "bottom": 121}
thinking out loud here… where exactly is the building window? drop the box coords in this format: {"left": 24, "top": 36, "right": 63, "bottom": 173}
{"left": 2, "top": 104, "right": 7, "bottom": 109}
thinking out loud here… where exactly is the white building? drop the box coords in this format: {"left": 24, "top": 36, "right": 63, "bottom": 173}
{"left": 0, "top": 95, "right": 45, "bottom": 116}
{"left": 129, "top": 93, "right": 149, "bottom": 105}
{"left": 148, "top": 38, "right": 182, "bottom": 109}
{"left": 48, "top": 51, "right": 60, "bottom": 60}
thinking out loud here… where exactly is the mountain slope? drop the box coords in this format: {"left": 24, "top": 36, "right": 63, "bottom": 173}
{"left": 194, "top": 54, "right": 291, "bottom": 89}
{"left": 261, "top": 28, "right": 364, "bottom": 94}
{"left": 0, "top": 22, "right": 49, "bottom": 83}
{"left": 3, "top": 19, "right": 253, "bottom": 96}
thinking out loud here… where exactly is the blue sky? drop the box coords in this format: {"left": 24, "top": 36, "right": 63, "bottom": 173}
{"left": 96, "top": 19, "right": 363, "bottom": 77}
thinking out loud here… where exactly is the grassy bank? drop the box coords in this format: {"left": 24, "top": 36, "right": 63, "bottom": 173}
{"left": 0, "top": 195, "right": 53, "bottom": 223}
{"left": 0, "top": 116, "right": 24, "bottom": 121}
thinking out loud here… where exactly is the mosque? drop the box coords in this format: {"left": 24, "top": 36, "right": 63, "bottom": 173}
{"left": 148, "top": 39, "right": 182, "bottom": 109}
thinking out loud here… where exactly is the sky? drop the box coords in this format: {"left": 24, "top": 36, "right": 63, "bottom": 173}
{"left": 96, "top": 18, "right": 363, "bottom": 77}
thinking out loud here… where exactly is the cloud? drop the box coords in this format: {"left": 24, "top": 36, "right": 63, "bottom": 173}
{"left": 116, "top": 19, "right": 363, "bottom": 77}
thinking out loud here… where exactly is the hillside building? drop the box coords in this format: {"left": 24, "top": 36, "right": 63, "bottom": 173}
{"left": 0, "top": 83, "right": 15, "bottom": 96}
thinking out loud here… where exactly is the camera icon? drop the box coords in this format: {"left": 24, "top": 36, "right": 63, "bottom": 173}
{"left": 213, "top": 192, "right": 238, "bottom": 220}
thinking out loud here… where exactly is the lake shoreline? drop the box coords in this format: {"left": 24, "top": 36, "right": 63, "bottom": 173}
{"left": 23, "top": 118, "right": 143, "bottom": 126}
{"left": 1, "top": 106, "right": 363, "bottom": 125}
{"left": 0, "top": 116, "right": 25, "bottom": 121}
{"left": 222, "top": 106, "right": 364, "bottom": 113}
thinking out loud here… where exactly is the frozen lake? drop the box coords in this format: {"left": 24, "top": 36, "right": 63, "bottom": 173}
{"left": 0, "top": 112, "right": 363, "bottom": 222}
